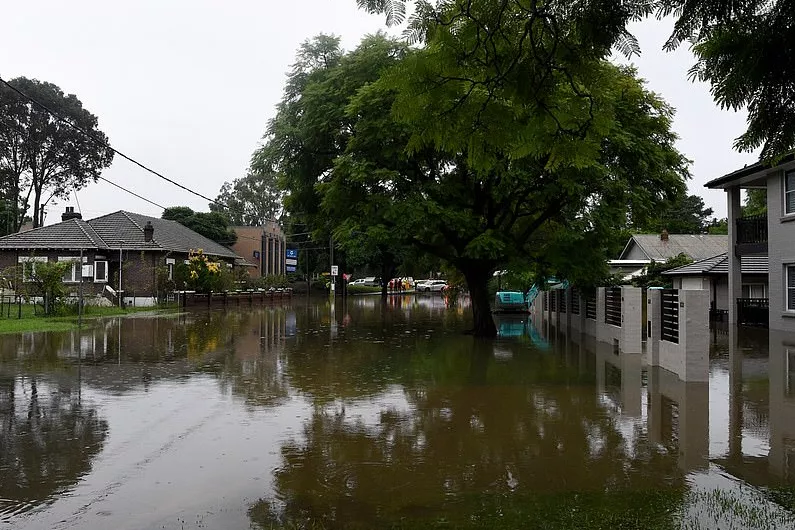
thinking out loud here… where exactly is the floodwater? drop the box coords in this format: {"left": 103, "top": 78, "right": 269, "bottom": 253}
{"left": 1, "top": 295, "right": 794, "bottom": 529}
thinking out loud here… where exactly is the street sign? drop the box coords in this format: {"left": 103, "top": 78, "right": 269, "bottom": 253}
{"left": 331, "top": 265, "right": 339, "bottom": 276}
{"left": 286, "top": 265, "right": 296, "bottom": 272}
{"left": 286, "top": 248, "right": 298, "bottom": 259}
{"left": 286, "top": 258, "right": 298, "bottom": 266}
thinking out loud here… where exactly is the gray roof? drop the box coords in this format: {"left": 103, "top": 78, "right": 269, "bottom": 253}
{"left": 0, "top": 219, "right": 106, "bottom": 250}
{"left": 620, "top": 234, "right": 728, "bottom": 262}
{"left": 0, "top": 211, "right": 239, "bottom": 259}
{"left": 662, "top": 253, "right": 768, "bottom": 276}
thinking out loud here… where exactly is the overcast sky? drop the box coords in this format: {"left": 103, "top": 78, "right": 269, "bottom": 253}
{"left": 2, "top": 1, "right": 757, "bottom": 224}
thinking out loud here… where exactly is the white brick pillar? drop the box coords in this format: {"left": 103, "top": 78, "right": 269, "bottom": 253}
{"left": 647, "top": 288, "right": 662, "bottom": 366}
{"left": 620, "top": 286, "right": 642, "bottom": 353}
{"left": 678, "top": 289, "right": 710, "bottom": 382}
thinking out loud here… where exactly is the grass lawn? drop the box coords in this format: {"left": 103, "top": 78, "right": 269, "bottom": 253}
{"left": 0, "top": 304, "right": 178, "bottom": 335}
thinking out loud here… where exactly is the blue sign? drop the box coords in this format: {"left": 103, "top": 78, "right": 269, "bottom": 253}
{"left": 286, "top": 248, "right": 298, "bottom": 259}
{"left": 286, "top": 265, "right": 297, "bottom": 273}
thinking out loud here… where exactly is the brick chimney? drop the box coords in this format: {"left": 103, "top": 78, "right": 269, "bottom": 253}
{"left": 61, "top": 206, "right": 82, "bottom": 222}
{"left": 143, "top": 221, "right": 154, "bottom": 242}
{"left": 660, "top": 229, "right": 669, "bottom": 242}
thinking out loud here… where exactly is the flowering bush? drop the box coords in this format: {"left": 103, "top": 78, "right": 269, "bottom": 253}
{"left": 184, "top": 249, "right": 233, "bottom": 293}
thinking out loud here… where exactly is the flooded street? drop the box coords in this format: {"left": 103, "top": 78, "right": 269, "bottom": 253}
{"left": 2, "top": 296, "right": 795, "bottom": 529}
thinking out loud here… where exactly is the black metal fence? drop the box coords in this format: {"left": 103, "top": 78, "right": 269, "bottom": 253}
{"left": 585, "top": 298, "right": 597, "bottom": 320}
{"left": 661, "top": 289, "right": 679, "bottom": 343}
{"left": 736, "top": 214, "right": 768, "bottom": 244}
{"left": 571, "top": 289, "right": 580, "bottom": 315}
{"left": 559, "top": 290, "right": 567, "bottom": 313}
{"left": 550, "top": 290, "right": 557, "bottom": 312}
{"left": 604, "top": 287, "right": 622, "bottom": 327}
{"left": 737, "top": 298, "right": 769, "bottom": 327}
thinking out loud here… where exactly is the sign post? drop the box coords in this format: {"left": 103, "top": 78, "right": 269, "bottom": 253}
{"left": 285, "top": 248, "right": 298, "bottom": 273}
{"left": 330, "top": 265, "right": 338, "bottom": 298}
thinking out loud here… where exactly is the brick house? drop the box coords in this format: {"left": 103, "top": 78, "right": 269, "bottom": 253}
{"left": 0, "top": 208, "right": 240, "bottom": 306}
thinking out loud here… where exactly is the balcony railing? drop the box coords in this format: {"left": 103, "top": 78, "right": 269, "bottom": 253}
{"left": 735, "top": 214, "right": 768, "bottom": 255}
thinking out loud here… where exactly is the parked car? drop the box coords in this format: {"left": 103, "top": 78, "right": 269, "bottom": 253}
{"left": 415, "top": 279, "right": 447, "bottom": 292}
{"left": 350, "top": 277, "right": 380, "bottom": 287}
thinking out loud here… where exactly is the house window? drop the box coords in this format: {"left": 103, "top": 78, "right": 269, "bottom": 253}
{"left": 787, "top": 348, "right": 795, "bottom": 396}
{"left": 742, "top": 284, "right": 767, "bottom": 299}
{"left": 788, "top": 265, "right": 795, "bottom": 311}
{"left": 94, "top": 260, "right": 108, "bottom": 283}
{"left": 18, "top": 256, "right": 48, "bottom": 281}
{"left": 787, "top": 170, "right": 795, "bottom": 215}
{"left": 58, "top": 257, "right": 83, "bottom": 283}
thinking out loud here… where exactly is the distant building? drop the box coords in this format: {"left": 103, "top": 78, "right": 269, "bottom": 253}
{"left": 231, "top": 222, "right": 286, "bottom": 278}
{"left": 609, "top": 232, "right": 729, "bottom": 280}
{"left": 0, "top": 207, "right": 240, "bottom": 306}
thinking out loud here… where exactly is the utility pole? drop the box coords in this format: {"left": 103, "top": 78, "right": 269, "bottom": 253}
{"left": 78, "top": 248, "right": 84, "bottom": 327}
{"left": 329, "top": 234, "right": 335, "bottom": 300}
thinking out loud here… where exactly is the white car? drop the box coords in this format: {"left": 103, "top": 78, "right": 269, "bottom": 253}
{"left": 349, "top": 279, "right": 367, "bottom": 286}
{"left": 415, "top": 279, "right": 447, "bottom": 292}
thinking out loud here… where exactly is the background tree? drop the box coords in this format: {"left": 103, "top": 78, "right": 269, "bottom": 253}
{"left": 634, "top": 193, "right": 713, "bottom": 234}
{"left": 162, "top": 206, "right": 237, "bottom": 246}
{"left": 211, "top": 168, "right": 282, "bottom": 226}
{"left": 0, "top": 77, "right": 114, "bottom": 228}
{"left": 661, "top": 0, "right": 795, "bottom": 159}
{"left": 743, "top": 189, "right": 767, "bottom": 216}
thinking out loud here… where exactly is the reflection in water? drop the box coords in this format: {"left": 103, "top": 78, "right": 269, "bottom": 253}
{"left": 0, "top": 375, "right": 108, "bottom": 518}
{"left": 0, "top": 300, "right": 794, "bottom": 528}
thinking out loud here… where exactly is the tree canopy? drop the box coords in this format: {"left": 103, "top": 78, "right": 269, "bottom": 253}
{"left": 361, "top": 1, "right": 795, "bottom": 161}
{"left": 162, "top": 206, "right": 237, "bottom": 246}
{"left": 266, "top": 16, "right": 688, "bottom": 336}
{"left": 0, "top": 77, "right": 114, "bottom": 231}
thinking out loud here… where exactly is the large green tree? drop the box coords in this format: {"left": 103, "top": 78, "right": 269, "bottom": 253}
{"left": 327, "top": 3, "right": 689, "bottom": 336}
{"left": 0, "top": 77, "right": 114, "bottom": 229}
{"left": 162, "top": 206, "right": 237, "bottom": 246}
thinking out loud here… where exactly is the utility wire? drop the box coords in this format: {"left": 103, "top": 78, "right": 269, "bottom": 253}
{"left": 1, "top": 75, "right": 312, "bottom": 233}
{"left": 98, "top": 176, "right": 166, "bottom": 209}
{"left": 1, "top": 75, "right": 234, "bottom": 211}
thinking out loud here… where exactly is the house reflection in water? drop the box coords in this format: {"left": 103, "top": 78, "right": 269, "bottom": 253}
{"left": 519, "top": 311, "right": 795, "bottom": 482}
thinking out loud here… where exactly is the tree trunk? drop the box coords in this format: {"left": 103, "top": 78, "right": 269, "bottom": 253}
{"left": 32, "top": 189, "right": 42, "bottom": 228}
{"left": 461, "top": 262, "right": 497, "bottom": 338}
{"left": 380, "top": 261, "right": 395, "bottom": 300}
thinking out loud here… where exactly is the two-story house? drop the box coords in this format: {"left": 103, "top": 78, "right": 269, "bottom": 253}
{"left": 706, "top": 155, "right": 795, "bottom": 331}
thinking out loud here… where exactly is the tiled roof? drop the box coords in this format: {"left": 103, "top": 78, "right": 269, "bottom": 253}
{"left": 0, "top": 219, "right": 106, "bottom": 249}
{"left": 90, "top": 211, "right": 238, "bottom": 258}
{"left": 662, "top": 253, "right": 768, "bottom": 276}
{"left": 0, "top": 210, "right": 239, "bottom": 259}
{"left": 621, "top": 234, "right": 728, "bottom": 262}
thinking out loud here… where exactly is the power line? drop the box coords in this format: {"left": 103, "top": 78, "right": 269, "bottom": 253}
{"left": 0, "top": 75, "right": 311, "bottom": 231}
{"left": 0, "top": 75, "right": 231, "bottom": 210}
{"left": 98, "top": 176, "right": 165, "bottom": 209}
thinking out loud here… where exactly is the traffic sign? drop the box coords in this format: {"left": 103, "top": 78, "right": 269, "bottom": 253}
{"left": 331, "top": 265, "right": 339, "bottom": 276}
{"left": 286, "top": 248, "right": 298, "bottom": 259}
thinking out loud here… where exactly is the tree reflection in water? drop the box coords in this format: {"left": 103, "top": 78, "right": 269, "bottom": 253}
{"left": 0, "top": 375, "right": 108, "bottom": 518}
{"left": 251, "top": 337, "right": 686, "bottom": 529}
